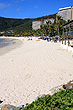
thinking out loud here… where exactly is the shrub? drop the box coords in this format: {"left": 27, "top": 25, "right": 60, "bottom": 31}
{"left": 19, "top": 89, "right": 73, "bottom": 110}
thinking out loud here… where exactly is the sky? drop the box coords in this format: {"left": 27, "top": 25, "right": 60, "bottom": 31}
{"left": 0, "top": 0, "right": 73, "bottom": 19}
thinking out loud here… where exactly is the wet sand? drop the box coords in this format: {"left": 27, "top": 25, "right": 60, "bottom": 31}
{"left": 0, "top": 37, "right": 23, "bottom": 56}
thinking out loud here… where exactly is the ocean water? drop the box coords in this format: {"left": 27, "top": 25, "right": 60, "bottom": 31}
{"left": 0, "top": 39, "right": 4, "bottom": 43}
{"left": 0, "top": 38, "right": 10, "bottom": 48}
{"left": 0, "top": 38, "right": 22, "bottom": 55}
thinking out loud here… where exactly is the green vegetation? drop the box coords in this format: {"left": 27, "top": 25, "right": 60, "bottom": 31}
{"left": 0, "top": 14, "right": 56, "bottom": 31}
{"left": 0, "top": 14, "right": 67, "bottom": 37}
{"left": 14, "top": 15, "right": 66, "bottom": 37}
{"left": 19, "top": 89, "right": 73, "bottom": 110}
{"left": 0, "top": 14, "right": 56, "bottom": 36}
{"left": 0, "top": 17, "right": 32, "bottom": 31}
{"left": 33, "top": 14, "right": 56, "bottom": 21}
{"left": 34, "top": 15, "right": 66, "bottom": 37}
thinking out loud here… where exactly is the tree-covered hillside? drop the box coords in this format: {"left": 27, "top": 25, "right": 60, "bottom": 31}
{"left": 0, "top": 17, "right": 32, "bottom": 32}
{"left": 33, "top": 14, "right": 56, "bottom": 21}
{"left": 0, "top": 14, "right": 56, "bottom": 32}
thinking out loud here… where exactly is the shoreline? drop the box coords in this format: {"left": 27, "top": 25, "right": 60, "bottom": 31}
{"left": 0, "top": 37, "right": 73, "bottom": 107}
{"left": 0, "top": 37, "right": 23, "bottom": 56}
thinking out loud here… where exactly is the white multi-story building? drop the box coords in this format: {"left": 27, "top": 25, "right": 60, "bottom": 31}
{"left": 32, "top": 18, "right": 55, "bottom": 30}
{"left": 32, "top": 20, "right": 43, "bottom": 30}
{"left": 57, "top": 6, "right": 73, "bottom": 21}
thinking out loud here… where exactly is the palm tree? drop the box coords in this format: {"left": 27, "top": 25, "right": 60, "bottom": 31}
{"left": 46, "top": 20, "right": 53, "bottom": 36}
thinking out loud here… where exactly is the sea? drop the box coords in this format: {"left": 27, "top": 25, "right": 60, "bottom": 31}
{"left": 0, "top": 38, "right": 10, "bottom": 48}
{"left": 0, "top": 38, "right": 22, "bottom": 55}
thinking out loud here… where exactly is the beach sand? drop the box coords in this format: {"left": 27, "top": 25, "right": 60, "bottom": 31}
{"left": 0, "top": 37, "right": 73, "bottom": 107}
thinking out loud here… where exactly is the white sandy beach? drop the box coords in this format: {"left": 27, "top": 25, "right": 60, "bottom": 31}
{"left": 0, "top": 37, "right": 73, "bottom": 107}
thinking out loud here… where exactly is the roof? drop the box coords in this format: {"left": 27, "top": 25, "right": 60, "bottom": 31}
{"left": 59, "top": 6, "right": 73, "bottom": 11}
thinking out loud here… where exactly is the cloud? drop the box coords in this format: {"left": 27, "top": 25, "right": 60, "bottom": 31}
{"left": 21, "top": 0, "right": 25, "bottom": 1}
{"left": 34, "top": 6, "right": 38, "bottom": 8}
{"left": 16, "top": 8, "right": 21, "bottom": 11}
{"left": 14, "top": 0, "right": 25, "bottom": 2}
{"left": 0, "top": 3, "right": 10, "bottom": 9}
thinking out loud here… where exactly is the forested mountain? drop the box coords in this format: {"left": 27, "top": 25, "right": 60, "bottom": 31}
{"left": 0, "top": 14, "right": 56, "bottom": 32}
{"left": 0, "top": 17, "right": 32, "bottom": 32}
{"left": 33, "top": 14, "right": 56, "bottom": 21}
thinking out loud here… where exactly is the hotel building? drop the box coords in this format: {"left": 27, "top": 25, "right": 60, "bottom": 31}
{"left": 32, "top": 18, "right": 55, "bottom": 30}
{"left": 57, "top": 6, "right": 73, "bottom": 21}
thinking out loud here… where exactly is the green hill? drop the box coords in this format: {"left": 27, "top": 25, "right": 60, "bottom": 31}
{"left": 0, "top": 14, "right": 56, "bottom": 34}
{"left": 0, "top": 17, "right": 32, "bottom": 32}
{"left": 33, "top": 13, "right": 56, "bottom": 21}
